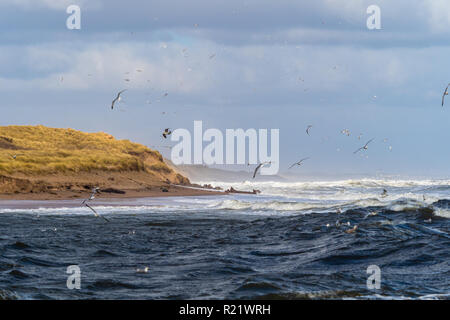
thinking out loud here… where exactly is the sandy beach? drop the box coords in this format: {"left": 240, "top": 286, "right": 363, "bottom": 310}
{"left": 0, "top": 184, "right": 225, "bottom": 201}
{"left": 0, "top": 186, "right": 226, "bottom": 210}
{"left": 0, "top": 170, "right": 224, "bottom": 201}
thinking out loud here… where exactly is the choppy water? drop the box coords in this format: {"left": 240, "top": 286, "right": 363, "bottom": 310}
{"left": 0, "top": 178, "right": 449, "bottom": 300}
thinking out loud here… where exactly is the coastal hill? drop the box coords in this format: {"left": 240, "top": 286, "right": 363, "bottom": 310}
{"left": 0, "top": 125, "right": 199, "bottom": 199}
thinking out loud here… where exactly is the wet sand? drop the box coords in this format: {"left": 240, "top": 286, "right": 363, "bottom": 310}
{"left": 0, "top": 169, "right": 226, "bottom": 203}
{"left": 0, "top": 184, "right": 225, "bottom": 202}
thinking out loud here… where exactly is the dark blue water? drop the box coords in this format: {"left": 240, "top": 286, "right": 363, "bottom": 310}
{"left": 0, "top": 196, "right": 449, "bottom": 300}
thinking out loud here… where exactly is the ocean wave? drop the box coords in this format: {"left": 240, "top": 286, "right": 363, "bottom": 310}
{"left": 252, "top": 290, "right": 364, "bottom": 300}
{"left": 0, "top": 205, "right": 177, "bottom": 216}
{"left": 206, "top": 197, "right": 446, "bottom": 215}
{"left": 196, "top": 178, "right": 450, "bottom": 191}
{"left": 193, "top": 179, "right": 449, "bottom": 206}
{"left": 434, "top": 208, "right": 450, "bottom": 218}
{"left": 211, "top": 199, "right": 336, "bottom": 212}
{"left": 87, "top": 279, "right": 140, "bottom": 290}
{"left": 0, "top": 197, "right": 447, "bottom": 218}
{"left": 0, "top": 180, "right": 448, "bottom": 300}
{"left": 356, "top": 293, "right": 450, "bottom": 300}
{"left": 0, "top": 178, "right": 447, "bottom": 219}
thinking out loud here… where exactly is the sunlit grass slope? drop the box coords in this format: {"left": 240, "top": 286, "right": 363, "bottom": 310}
{"left": 0, "top": 125, "right": 180, "bottom": 180}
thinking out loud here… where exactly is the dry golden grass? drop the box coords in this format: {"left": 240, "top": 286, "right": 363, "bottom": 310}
{"left": 0, "top": 125, "right": 171, "bottom": 175}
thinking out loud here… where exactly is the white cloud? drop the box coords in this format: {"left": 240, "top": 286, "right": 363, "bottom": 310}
{"left": 0, "top": 36, "right": 439, "bottom": 107}
{"left": 0, "top": 42, "right": 214, "bottom": 93}
{"left": 422, "top": 0, "right": 450, "bottom": 32}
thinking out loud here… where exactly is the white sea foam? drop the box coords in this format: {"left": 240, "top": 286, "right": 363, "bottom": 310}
{"left": 0, "top": 179, "right": 447, "bottom": 217}
{"left": 211, "top": 199, "right": 333, "bottom": 212}
{"left": 435, "top": 208, "right": 450, "bottom": 218}
{"left": 196, "top": 179, "right": 450, "bottom": 196}
{"left": 0, "top": 205, "right": 179, "bottom": 215}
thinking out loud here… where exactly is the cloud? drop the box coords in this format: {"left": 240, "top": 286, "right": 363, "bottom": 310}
{"left": 0, "top": 41, "right": 215, "bottom": 94}
{"left": 1, "top": 0, "right": 449, "bottom": 50}
{"left": 0, "top": 1, "right": 448, "bottom": 110}
{"left": 422, "top": 0, "right": 450, "bottom": 32}
{"left": 0, "top": 34, "right": 445, "bottom": 111}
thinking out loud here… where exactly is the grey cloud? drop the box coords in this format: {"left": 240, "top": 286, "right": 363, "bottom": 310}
{"left": 0, "top": 0, "right": 448, "bottom": 50}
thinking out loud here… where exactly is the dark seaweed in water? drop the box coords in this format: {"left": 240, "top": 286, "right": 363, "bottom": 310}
{"left": 0, "top": 197, "right": 448, "bottom": 300}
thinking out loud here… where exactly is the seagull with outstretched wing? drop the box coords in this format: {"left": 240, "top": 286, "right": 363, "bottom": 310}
{"left": 162, "top": 128, "right": 172, "bottom": 139}
{"left": 306, "top": 125, "right": 313, "bottom": 136}
{"left": 81, "top": 187, "right": 99, "bottom": 205}
{"left": 252, "top": 161, "right": 271, "bottom": 179}
{"left": 85, "top": 203, "right": 110, "bottom": 222}
{"left": 81, "top": 187, "right": 109, "bottom": 222}
{"left": 289, "top": 157, "right": 310, "bottom": 169}
{"left": 442, "top": 83, "right": 450, "bottom": 106}
{"left": 354, "top": 138, "right": 374, "bottom": 154}
{"left": 111, "top": 89, "right": 127, "bottom": 109}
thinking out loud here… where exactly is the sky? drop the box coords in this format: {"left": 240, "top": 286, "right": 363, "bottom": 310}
{"left": 0, "top": 0, "right": 449, "bottom": 178}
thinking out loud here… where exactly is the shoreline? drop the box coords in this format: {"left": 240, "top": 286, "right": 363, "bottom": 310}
{"left": 0, "top": 185, "right": 226, "bottom": 203}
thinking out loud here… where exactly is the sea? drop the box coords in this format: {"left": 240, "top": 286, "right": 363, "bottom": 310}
{"left": 0, "top": 178, "right": 449, "bottom": 300}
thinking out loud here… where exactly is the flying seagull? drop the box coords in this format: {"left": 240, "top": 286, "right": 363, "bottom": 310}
{"left": 306, "top": 125, "right": 313, "bottom": 135}
{"left": 81, "top": 187, "right": 109, "bottom": 222}
{"left": 81, "top": 187, "right": 99, "bottom": 205}
{"left": 85, "top": 203, "right": 110, "bottom": 222}
{"left": 442, "top": 83, "right": 450, "bottom": 106}
{"left": 111, "top": 89, "right": 127, "bottom": 109}
{"left": 252, "top": 161, "right": 271, "bottom": 179}
{"left": 162, "top": 128, "right": 172, "bottom": 139}
{"left": 354, "top": 138, "right": 374, "bottom": 154}
{"left": 289, "top": 157, "right": 310, "bottom": 169}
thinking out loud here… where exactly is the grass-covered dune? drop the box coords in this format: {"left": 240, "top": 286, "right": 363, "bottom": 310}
{"left": 0, "top": 125, "right": 191, "bottom": 198}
